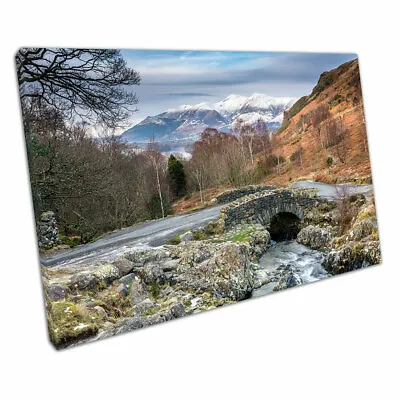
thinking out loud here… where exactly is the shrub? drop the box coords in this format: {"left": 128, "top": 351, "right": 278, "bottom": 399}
{"left": 327, "top": 157, "right": 333, "bottom": 167}
{"left": 59, "top": 234, "right": 81, "bottom": 247}
{"left": 193, "top": 232, "right": 207, "bottom": 241}
{"left": 329, "top": 93, "right": 342, "bottom": 107}
{"left": 168, "top": 235, "right": 181, "bottom": 245}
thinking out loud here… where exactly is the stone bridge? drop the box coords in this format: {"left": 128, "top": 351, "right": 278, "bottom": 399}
{"left": 216, "top": 184, "right": 277, "bottom": 204}
{"left": 220, "top": 188, "right": 324, "bottom": 239}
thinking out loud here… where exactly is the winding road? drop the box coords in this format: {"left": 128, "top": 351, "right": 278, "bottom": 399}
{"left": 41, "top": 181, "right": 373, "bottom": 268}
{"left": 41, "top": 205, "right": 221, "bottom": 267}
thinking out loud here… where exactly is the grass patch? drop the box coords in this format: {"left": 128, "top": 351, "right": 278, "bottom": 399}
{"left": 229, "top": 231, "right": 251, "bottom": 242}
{"left": 148, "top": 282, "right": 166, "bottom": 300}
{"left": 221, "top": 225, "right": 258, "bottom": 243}
{"left": 47, "top": 301, "right": 99, "bottom": 348}
{"left": 168, "top": 234, "right": 181, "bottom": 245}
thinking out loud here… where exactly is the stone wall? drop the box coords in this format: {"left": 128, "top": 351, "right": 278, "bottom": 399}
{"left": 216, "top": 185, "right": 277, "bottom": 204}
{"left": 37, "top": 211, "right": 60, "bottom": 249}
{"left": 220, "top": 188, "right": 321, "bottom": 228}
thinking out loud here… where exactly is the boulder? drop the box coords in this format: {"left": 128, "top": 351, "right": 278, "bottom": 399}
{"left": 133, "top": 299, "right": 158, "bottom": 315}
{"left": 124, "top": 248, "right": 168, "bottom": 267}
{"left": 94, "top": 306, "right": 107, "bottom": 320}
{"left": 115, "top": 274, "right": 136, "bottom": 296}
{"left": 178, "top": 241, "right": 215, "bottom": 264}
{"left": 297, "top": 225, "right": 332, "bottom": 251}
{"left": 116, "top": 284, "right": 129, "bottom": 296}
{"left": 180, "top": 231, "right": 194, "bottom": 242}
{"left": 92, "top": 264, "right": 121, "bottom": 285}
{"left": 46, "top": 284, "right": 67, "bottom": 301}
{"left": 130, "top": 280, "right": 149, "bottom": 305}
{"left": 274, "top": 271, "right": 303, "bottom": 291}
{"left": 118, "top": 273, "right": 136, "bottom": 286}
{"left": 70, "top": 273, "right": 98, "bottom": 291}
{"left": 248, "top": 229, "right": 271, "bottom": 259}
{"left": 41, "top": 211, "right": 55, "bottom": 222}
{"left": 113, "top": 257, "right": 134, "bottom": 276}
{"left": 161, "top": 259, "right": 179, "bottom": 272}
{"left": 134, "top": 264, "right": 167, "bottom": 285}
{"left": 323, "top": 241, "right": 381, "bottom": 274}
{"left": 349, "top": 217, "right": 378, "bottom": 241}
{"left": 176, "top": 242, "right": 254, "bottom": 301}
{"left": 170, "top": 302, "right": 185, "bottom": 318}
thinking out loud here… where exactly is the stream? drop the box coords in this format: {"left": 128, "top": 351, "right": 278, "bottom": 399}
{"left": 252, "top": 240, "right": 329, "bottom": 297}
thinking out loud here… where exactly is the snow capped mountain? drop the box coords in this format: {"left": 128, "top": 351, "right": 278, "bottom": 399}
{"left": 121, "top": 93, "right": 297, "bottom": 144}
{"left": 214, "top": 94, "right": 249, "bottom": 117}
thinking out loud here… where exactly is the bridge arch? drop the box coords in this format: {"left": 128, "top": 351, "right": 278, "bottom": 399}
{"left": 268, "top": 211, "right": 301, "bottom": 241}
{"left": 221, "top": 188, "right": 321, "bottom": 238}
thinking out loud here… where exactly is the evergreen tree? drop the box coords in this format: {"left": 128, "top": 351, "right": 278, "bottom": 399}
{"left": 167, "top": 154, "right": 187, "bottom": 198}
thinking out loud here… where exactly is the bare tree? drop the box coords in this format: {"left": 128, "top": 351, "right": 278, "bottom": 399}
{"left": 146, "top": 136, "right": 165, "bottom": 218}
{"left": 290, "top": 145, "right": 304, "bottom": 169}
{"left": 311, "top": 104, "right": 330, "bottom": 148}
{"left": 16, "top": 48, "right": 140, "bottom": 128}
{"left": 334, "top": 185, "right": 354, "bottom": 234}
{"left": 329, "top": 118, "right": 349, "bottom": 163}
{"left": 193, "top": 167, "right": 204, "bottom": 204}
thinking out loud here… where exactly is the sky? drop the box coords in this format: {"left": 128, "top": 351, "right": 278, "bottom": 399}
{"left": 120, "top": 50, "right": 357, "bottom": 127}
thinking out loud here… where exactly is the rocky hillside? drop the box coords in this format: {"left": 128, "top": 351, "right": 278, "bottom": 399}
{"left": 265, "top": 58, "right": 372, "bottom": 185}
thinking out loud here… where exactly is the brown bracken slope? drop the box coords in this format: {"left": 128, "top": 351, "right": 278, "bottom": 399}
{"left": 264, "top": 58, "right": 372, "bottom": 186}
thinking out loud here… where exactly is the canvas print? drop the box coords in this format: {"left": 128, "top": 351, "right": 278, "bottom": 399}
{"left": 16, "top": 48, "right": 381, "bottom": 349}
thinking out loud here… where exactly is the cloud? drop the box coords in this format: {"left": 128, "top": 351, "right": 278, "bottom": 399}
{"left": 119, "top": 50, "right": 357, "bottom": 130}
{"left": 165, "top": 92, "right": 213, "bottom": 97}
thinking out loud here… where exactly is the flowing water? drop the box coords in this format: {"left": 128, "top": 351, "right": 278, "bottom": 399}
{"left": 252, "top": 240, "right": 329, "bottom": 298}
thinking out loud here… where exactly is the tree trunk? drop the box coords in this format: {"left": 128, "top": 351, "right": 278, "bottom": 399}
{"left": 248, "top": 140, "right": 254, "bottom": 165}
{"left": 196, "top": 170, "right": 204, "bottom": 204}
{"left": 155, "top": 164, "right": 165, "bottom": 218}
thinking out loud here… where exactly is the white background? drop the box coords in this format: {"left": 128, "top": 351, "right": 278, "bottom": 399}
{"left": 0, "top": 1, "right": 399, "bottom": 399}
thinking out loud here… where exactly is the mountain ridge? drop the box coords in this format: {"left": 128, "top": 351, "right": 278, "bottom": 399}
{"left": 121, "top": 93, "right": 297, "bottom": 143}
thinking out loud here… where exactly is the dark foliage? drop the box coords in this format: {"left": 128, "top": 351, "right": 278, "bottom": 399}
{"left": 167, "top": 154, "right": 187, "bottom": 198}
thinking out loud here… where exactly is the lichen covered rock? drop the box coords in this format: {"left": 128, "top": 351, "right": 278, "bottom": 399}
{"left": 130, "top": 280, "right": 149, "bottom": 306}
{"left": 323, "top": 241, "right": 381, "bottom": 274}
{"left": 297, "top": 225, "right": 332, "bottom": 251}
{"left": 274, "top": 271, "right": 303, "bottom": 291}
{"left": 175, "top": 242, "right": 254, "bottom": 301}
{"left": 179, "top": 230, "right": 194, "bottom": 242}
